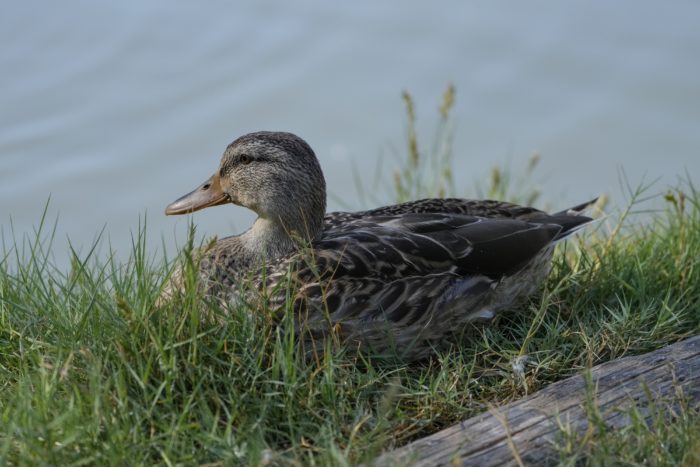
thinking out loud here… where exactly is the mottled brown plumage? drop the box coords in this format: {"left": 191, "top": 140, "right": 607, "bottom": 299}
{"left": 162, "top": 131, "right": 596, "bottom": 361}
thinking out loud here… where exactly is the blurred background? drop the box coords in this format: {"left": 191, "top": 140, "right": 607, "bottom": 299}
{"left": 1, "top": 1, "right": 699, "bottom": 266}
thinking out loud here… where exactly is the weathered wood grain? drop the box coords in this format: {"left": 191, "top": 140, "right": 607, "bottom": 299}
{"left": 373, "top": 335, "right": 700, "bottom": 466}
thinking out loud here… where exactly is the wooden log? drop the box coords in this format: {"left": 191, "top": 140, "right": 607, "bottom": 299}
{"left": 372, "top": 335, "right": 700, "bottom": 466}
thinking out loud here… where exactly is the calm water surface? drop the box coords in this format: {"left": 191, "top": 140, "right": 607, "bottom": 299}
{"left": 1, "top": 1, "right": 699, "bottom": 266}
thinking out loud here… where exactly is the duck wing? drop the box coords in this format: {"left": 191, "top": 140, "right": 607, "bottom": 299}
{"left": 306, "top": 211, "right": 590, "bottom": 280}
{"left": 264, "top": 208, "right": 589, "bottom": 307}
{"left": 323, "top": 197, "right": 547, "bottom": 229}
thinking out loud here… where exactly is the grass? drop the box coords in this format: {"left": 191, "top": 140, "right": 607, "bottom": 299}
{"left": 2, "top": 89, "right": 700, "bottom": 465}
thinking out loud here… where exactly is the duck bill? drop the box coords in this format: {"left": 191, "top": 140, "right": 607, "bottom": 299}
{"left": 165, "top": 174, "right": 230, "bottom": 215}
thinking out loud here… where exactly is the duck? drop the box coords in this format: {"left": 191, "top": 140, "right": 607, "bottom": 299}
{"left": 162, "top": 131, "right": 596, "bottom": 361}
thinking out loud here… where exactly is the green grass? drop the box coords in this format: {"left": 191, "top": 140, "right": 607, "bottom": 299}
{"left": 2, "top": 90, "right": 700, "bottom": 465}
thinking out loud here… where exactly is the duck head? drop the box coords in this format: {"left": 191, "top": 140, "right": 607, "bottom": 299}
{"left": 165, "top": 131, "right": 327, "bottom": 244}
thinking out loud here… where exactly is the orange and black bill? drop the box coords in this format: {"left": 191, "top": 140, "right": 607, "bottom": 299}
{"left": 165, "top": 174, "right": 230, "bottom": 215}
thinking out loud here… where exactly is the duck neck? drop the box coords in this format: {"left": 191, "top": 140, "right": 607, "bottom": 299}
{"left": 240, "top": 213, "right": 322, "bottom": 261}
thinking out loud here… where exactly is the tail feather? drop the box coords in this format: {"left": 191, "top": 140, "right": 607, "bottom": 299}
{"left": 524, "top": 198, "right": 599, "bottom": 243}
{"left": 553, "top": 197, "right": 599, "bottom": 217}
{"left": 550, "top": 197, "right": 600, "bottom": 242}
{"left": 551, "top": 216, "right": 598, "bottom": 243}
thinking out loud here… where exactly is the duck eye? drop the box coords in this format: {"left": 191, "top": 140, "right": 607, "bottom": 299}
{"left": 239, "top": 154, "right": 251, "bottom": 165}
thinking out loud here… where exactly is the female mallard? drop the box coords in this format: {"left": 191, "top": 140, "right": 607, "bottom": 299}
{"left": 163, "top": 131, "right": 596, "bottom": 361}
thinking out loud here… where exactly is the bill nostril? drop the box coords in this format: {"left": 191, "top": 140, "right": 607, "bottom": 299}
{"left": 202, "top": 183, "right": 211, "bottom": 190}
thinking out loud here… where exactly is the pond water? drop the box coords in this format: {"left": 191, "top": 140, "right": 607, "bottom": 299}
{"left": 2, "top": 1, "right": 699, "bottom": 266}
